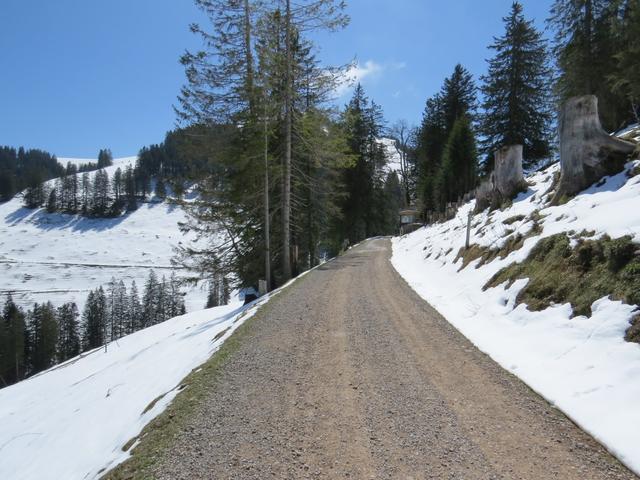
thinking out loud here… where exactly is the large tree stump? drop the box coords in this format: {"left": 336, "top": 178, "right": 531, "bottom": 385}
{"left": 475, "top": 145, "right": 527, "bottom": 212}
{"left": 552, "top": 95, "right": 636, "bottom": 204}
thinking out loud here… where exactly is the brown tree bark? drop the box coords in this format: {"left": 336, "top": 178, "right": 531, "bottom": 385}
{"left": 475, "top": 145, "right": 527, "bottom": 212}
{"left": 552, "top": 95, "right": 636, "bottom": 204}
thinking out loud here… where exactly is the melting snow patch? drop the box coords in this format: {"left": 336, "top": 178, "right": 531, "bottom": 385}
{"left": 392, "top": 159, "right": 640, "bottom": 475}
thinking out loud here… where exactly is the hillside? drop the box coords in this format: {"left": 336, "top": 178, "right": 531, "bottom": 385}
{"left": 392, "top": 154, "right": 640, "bottom": 474}
{"left": 0, "top": 157, "right": 208, "bottom": 313}
{"left": 0, "top": 297, "right": 271, "bottom": 480}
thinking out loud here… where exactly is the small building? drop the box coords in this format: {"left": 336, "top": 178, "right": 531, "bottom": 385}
{"left": 399, "top": 208, "right": 421, "bottom": 235}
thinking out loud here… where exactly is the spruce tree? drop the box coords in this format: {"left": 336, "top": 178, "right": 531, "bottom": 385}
{"left": 81, "top": 171, "right": 91, "bottom": 213}
{"left": 92, "top": 169, "right": 111, "bottom": 216}
{"left": 142, "top": 270, "right": 159, "bottom": 327}
{"left": 433, "top": 115, "right": 478, "bottom": 210}
{"left": 168, "top": 272, "right": 185, "bottom": 317}
{"left": 177, "top": 0, "right": 349, "bottom": 287}
{"left": 128, "top": 280, "right": 142, "bottom": 333}
{"left": 342, "top": 84, "right": 388, "bottom": 243}
{"left": 609, "top": 0, "right": 640, "bottom": 123}
{"left": 547, "top": 0, "right": 627, "bottom": 129}
{"left": 0, "top": 295, "right": 26, "bottom": 385}
{"left": 97, "top": 149, "right": 113, "bottom": 168}
{"left": 56, "top": 302, "right": 80, "bottom": 362}
{"left": 29, "top": 302, "right": 58, "bottom": 374}
{"left": 415, "top": 64, "right": 477, "bottom": 214}
{"left": 480, "top": 2, "right": 553, "bottom": 171}
{"left": 124, "top": 165, "right": 137, "bottom": 211}
{"left": 81, "top": 289, "right": 106, "bottom": 351}
{"left": 155, "top": 178, "right": 167, "bottom": 199}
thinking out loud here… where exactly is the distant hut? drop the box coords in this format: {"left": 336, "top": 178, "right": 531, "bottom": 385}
{"left": 399, "top": 207, "right": 421, "bottom": 235}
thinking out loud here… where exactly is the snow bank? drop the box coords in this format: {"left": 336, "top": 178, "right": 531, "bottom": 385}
{"left": 392, "top": 160, "right": 640, "bottom": 475}
{"left": 0, "top": 295, "right": 272, "bottom": 480}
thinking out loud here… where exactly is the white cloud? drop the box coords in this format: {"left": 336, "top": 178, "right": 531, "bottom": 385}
{"left": 335, "top": 60, "right": 384, "bottom": 96}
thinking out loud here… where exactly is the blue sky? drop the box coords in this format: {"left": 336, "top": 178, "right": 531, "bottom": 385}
{"left": 1, "top": 0, "right": 552, "bottom": 158}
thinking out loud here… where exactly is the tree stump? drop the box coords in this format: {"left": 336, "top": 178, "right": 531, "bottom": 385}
{"left": 475, "top": 145, "right": 527, "bottom": 212}
{"left": 552, "top": 95, "right": 636, "bottom": 204}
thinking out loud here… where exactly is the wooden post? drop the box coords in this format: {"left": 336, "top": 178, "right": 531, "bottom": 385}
{"left": 258, "top": 279, "right": 267, "bottom": 297}
{"left": 465, "top": 210, "right": 472, "bottom": 249}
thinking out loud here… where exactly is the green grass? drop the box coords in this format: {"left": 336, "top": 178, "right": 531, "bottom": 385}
{"left": 485, "top": 234, "right": 640, "bottom": 325}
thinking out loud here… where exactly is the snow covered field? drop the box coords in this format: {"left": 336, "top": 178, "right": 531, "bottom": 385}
{"left": 0, "top": 157, "right": 208, "bottom": 313}
{"left": 392, "top": 159, "right": 640, "bottom": 475}
{"left": 0, "top": 296, "right": 271, "bottom": 480}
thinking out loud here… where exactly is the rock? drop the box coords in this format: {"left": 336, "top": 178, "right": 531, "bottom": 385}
{"left": 552, "top": 95, "right": 636, "bottom": 204}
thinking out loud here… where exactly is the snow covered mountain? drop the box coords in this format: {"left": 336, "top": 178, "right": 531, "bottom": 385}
{"left": 392, "top": 154, "right": 640, "bottom": 474}
{"left": 0, "top": 157, "right": 207, "bottom": 313}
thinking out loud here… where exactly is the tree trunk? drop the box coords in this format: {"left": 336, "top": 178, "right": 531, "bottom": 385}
{"left": 282, "top": 0, "right": 292, "bottom": 281}
{"left": 263, "top": 95, "right": 271, "bottom": 292}
{"left": 552, "top": 95, "right": 636, "bottom": 204}
{"left": 475, "top": 144, "right": 526, "bottom": 212}
{"left": 243, "top": 0, "right": 255, "bottom": 114}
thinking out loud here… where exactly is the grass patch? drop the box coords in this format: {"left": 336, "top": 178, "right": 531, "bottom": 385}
{"left": 102, "top": 287, "right": 288, "bottom": 480}
{"left": 625, "top": 315, "right": 640, "bottom": 344}
{"left": 455, "top": 213, "right": 542, "bottom": 271}
{"left": 503, "top": 214, "right": 525, "bottom": 225}
{"left": 485, "top": 233, "right": 640, "bottom": 318}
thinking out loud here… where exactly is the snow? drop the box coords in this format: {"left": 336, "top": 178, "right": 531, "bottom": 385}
{"left": 392, "top": 158, "right": 640, "bottom": 475}
{"left": 379, "top": 137, "right": 402, "bottom": 175}
{"left": 0, "top": 157, "right": 207, "bottom": 313}
{"left": 0, "top": 293, "right": 275, "bottom": 480}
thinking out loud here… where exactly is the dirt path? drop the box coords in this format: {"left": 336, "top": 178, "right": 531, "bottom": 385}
{"left": 150, "top": 238, "right": 635, "bottom": 479}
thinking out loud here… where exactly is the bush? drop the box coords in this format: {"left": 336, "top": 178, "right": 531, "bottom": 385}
{"left": 605, "top": 236, "right": 635, "bottom": 272}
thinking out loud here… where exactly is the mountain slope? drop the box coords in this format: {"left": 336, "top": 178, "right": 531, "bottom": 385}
{"left": 0, "top": 157, "right": 207, "bottom": 313}
{"left": 0, "top": 297, "right": 271, "bottom": 480}
{"left": 392, "top": 157, "right": 640, "bottom": 474}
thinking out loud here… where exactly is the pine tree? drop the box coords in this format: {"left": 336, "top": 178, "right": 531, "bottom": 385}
{"left": 46, "top": 187, "right": 58, "bottom": 213}
{"left": 155, "top": 177, "right": 167, "bottom": 199}
{"left": 442, "top": 64, "right": 477, "bottom": 131}
{"left": 609, "top": 0, "right": 640, "bottom": 123}
{"left": 341, "top": 84, "right": 389, "bottom": 243}
{"left": 0, "top": 295, "right": 26, "bottom": 385}
{"left": 547, "top": 0, "right": 628, "bottom": 129}
{"left": 56, "top": 302, "right": 80, "bottom": 362}
{"left": 124, "top": 165, "right": 137, "bottom": 211}
{"left": 81, "top": 289, "right": 106, "bottom": 351}
{"left": 128, "top": 280, "right": 142, "bottom": 333}
{"left": 107, "top": 278, "right": 128, "bottom": 341}
{"left": 97, "top": 149, "right": 113, "bottom": 168}
{"left": 157, "top": 275, "right": 169, "bottom": 322}
{"left": 415, "top": 64, "right": 477, "bottom": 214}
{"left": 92, "top": 169, "right": 110, "bottom": 216}
{"left": 113, "top": 167, "right": 123, "bottom": 204}
{"left": 168, "top": 272, "right": 185, "bottom": 317}
{"left": 81, "top": 171, "right": 91, "bottom": 213}
{"left": 29, "top": 302, "right": 58, "bottom": 374}
{"left": 22, "top": 173, "right": 46, "bottom": 209}
{"left": 480, "top": 2, "right": 553, "bottom": 171}
{"left": 177, "top": 0, "right": 349, "bottom": 287}
{"left": 415, "top": 93, "right": 447, "bottom": 213}
{"left": 433, "top": 115, "right": 478, "bottom": 210}
{"left": 142, "top": 270, "right": 159, "bottom": 327}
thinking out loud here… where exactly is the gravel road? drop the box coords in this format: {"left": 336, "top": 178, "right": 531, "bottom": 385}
{"left": 152, "top": 238, "right": 636, "bottom": 479}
